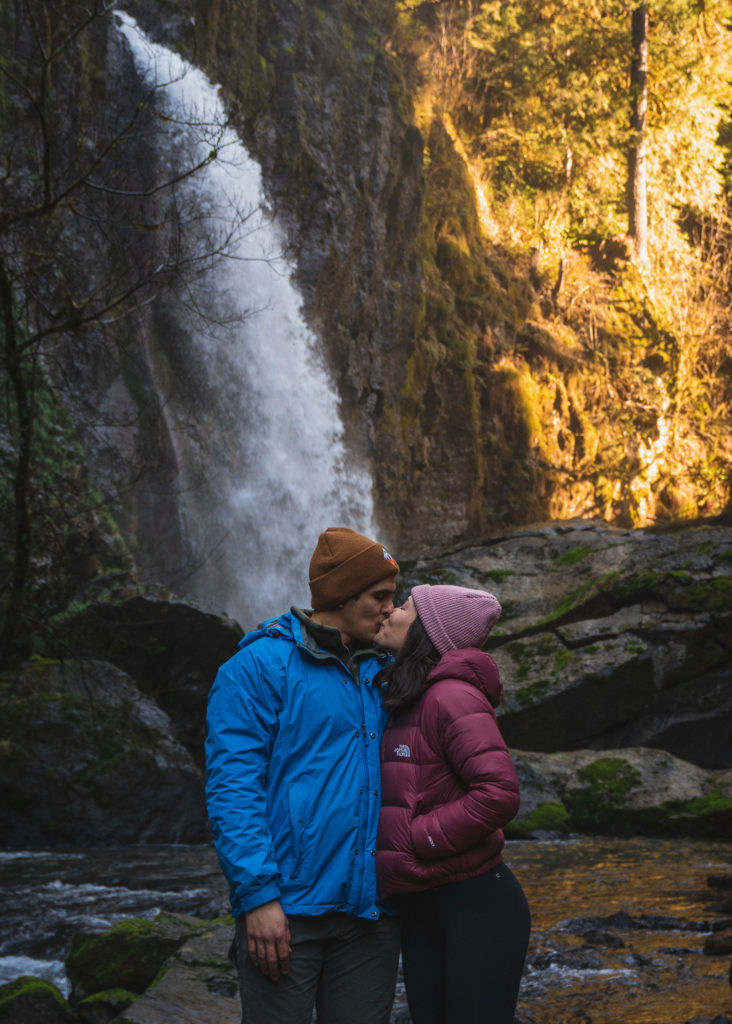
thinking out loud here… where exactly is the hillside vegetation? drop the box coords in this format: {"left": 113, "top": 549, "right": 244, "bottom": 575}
{"left": 382, "top": 0, "right": 732, "bottom": 534}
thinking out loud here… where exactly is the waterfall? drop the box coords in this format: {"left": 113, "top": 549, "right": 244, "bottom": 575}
{"left": 115, "top": 13, "right": 376, "bottom": 629}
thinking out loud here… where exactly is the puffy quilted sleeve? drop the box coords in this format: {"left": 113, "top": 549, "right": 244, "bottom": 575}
{"left": 205, "top": 644, "right": 284, "bottom": 914}
{"left": 409, "top": 681, "right": 520, "bottom": 861}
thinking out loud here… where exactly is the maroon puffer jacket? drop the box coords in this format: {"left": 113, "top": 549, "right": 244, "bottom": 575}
{"left": 376, "top": 648, "right": 520, "bottom": 897}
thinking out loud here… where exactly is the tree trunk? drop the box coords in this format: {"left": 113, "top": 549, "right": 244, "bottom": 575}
{"left": 627, "top": 3, "right": 649, "bottom": 265}
{"left": 0, "top": 258, "right": 33, "bottom": 662}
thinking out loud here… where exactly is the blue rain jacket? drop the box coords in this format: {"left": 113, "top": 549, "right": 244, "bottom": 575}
{"left": 205, "top": 611, "right": 391, "bottom": 920}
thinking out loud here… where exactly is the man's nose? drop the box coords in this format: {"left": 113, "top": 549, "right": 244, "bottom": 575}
{"left": 382, "top": 598, "right": 395, "bottom": 615}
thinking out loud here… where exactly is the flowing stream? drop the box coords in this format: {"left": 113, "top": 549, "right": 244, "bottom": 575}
{"left": 115, "top": 13, "right": 375, "bottom": 628}
{"left": 2, "top": 838, "right": 730, "bottom": 1023}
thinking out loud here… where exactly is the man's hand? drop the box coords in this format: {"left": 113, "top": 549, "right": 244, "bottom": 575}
{"left": 245, "top": 899, "right": 291, "bottom": 980}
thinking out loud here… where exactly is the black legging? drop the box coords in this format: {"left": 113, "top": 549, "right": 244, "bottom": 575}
{"left": 398, "top": 863, "right": 531, "bottom": 1024}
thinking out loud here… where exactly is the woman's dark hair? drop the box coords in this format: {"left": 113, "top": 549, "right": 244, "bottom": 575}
{"left": 377, "top": 615, "right": 439, "bottom": 712}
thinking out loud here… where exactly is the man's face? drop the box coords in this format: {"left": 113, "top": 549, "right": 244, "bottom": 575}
{"left": 335, "top": 576, "right": 397, "bottom": 645}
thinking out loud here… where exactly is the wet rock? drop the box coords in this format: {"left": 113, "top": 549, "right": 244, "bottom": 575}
{"left": 0, "top": 659, "right": 207, "bottom": 846}
{"left": 531, "top": 949, "right": 605, "bottom": 971}
{"left": 709, "top": 876, "right": 732, "bottom": 891}
{"left": 67, "top": 914, "right": 205, "bottom": 1003}
{"left": 623, "top": 952, "right": 655, "bottom": 967}
{"left": 0, "top": 976, "right": 76, "bottom": 1024}
{"left": 563, "top": 909, "right": 720, "bottom": 934}
{"left": 579, "top": 928, "right": 626, "bottom": 949}
{"left": 114, "top": 919, "right": 239, "bottom": 1024}
{"left": 704, "top": 933, "right": 732, "bottom": 955}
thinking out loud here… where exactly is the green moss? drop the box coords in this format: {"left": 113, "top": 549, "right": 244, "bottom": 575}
{"left": 0, "top": 975, "right": 74, "bottom": 1021}
{"left": 565, "top": 757, "right": 641, "bottom": 829}
{"left": 537, "top": 575, "right": 615, "bottom": 625}
{"left": 0, "top": 976, "right": 68, "bottom": 1008}
{"left": 66, "top": 917, "right": 182, "bottom": 998}
{"left": 474, "top": 568, "right": 515, "bottom": 583}
{"left": 579, "top": 757, "right": 640, "bottom": 795}
{"left": 515, "top": 678, "right": 551, "bottom": 706}
{"left": 663, "top": 788, "right": 732, "bottom": 817}
{"left": 77, "top": 987, "right": 137, "bottom": 1006}
{"left": 506, "top": 800, "right": 569, "bottom": 837}
{"left": 555, "top": 545, "right": 592, "bottom": 565}
{"left": 48, "top": 599, "right": 92, "bottom": 629}
{"left": 667, "top": 576, "right": 732, "bottom": 613}
{"left": 553, "top": 647, "right": 574, "bottom": 671}
{"left": 531, "top": 565, "right": 731, "bottom": 631}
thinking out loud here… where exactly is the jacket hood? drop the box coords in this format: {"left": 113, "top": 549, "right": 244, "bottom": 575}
{"left": 237, "top": 611, "right": 298, "bottom": 651}
{"left": 426, "top": 648, "right": 503, "bottom": 708}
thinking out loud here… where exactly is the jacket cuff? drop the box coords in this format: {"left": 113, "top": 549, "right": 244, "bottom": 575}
{"left": 234, "top": 880, "right": 282, "bottom": 915}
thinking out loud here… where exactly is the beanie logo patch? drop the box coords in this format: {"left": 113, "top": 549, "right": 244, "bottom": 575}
{"left": 382, "top": 547, "right": 397, "bottom": 565}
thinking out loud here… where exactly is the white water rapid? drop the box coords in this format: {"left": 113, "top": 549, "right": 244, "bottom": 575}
{"left": 115, "top": 13, "right": 376, "bottom": 628}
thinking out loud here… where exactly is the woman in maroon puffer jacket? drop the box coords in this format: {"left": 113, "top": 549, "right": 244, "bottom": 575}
{"left": 375, "top": 584, "right": 530, "bottom": 1024}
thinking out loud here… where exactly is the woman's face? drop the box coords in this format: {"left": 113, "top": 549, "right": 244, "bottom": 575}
{"left": 374, "top": 595, "right": 418, "bottom": 652}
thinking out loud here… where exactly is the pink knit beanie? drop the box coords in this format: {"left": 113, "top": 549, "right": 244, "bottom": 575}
{"left": 411, "top": 584, "right": 501, "bottom": 654}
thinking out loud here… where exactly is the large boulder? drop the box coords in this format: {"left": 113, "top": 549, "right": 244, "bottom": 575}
{"left": 510, "top": 747, "right": 732, "bottom": 837}
{"left": 0, "top": 658, "right": 207, "bottom": 845}
{"left": 45, "top": 595, "right": 242, "bottom": 767}
{"left": 66, "top": 915, "right": 200, "bottom": 1003}
{"left": 0, "top": 977, "right": 76, "bottom": 1024}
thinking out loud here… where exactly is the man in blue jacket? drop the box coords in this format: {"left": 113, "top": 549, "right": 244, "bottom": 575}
{"left": 206, "top": 526, "right": 401, "bottom": 1024}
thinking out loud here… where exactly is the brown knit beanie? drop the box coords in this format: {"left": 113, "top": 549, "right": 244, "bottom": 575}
{"left": 309, "top": 527, "right": 399, "bottom": 610}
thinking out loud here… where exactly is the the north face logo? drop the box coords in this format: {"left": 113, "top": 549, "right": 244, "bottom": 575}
{"left": 394, "top": 744, "right": 411, "bottom": 758}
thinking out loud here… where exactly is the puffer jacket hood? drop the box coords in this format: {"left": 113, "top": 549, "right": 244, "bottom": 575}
{"left": 424, "top": 648, "right": 503, "bottom": 707}
{"left": 377, "top": 647, "right": 519, "bottom": 898}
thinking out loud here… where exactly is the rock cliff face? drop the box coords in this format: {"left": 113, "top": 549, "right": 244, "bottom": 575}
{"left": 398, "top": 519, "right": 732, "bottom": 836}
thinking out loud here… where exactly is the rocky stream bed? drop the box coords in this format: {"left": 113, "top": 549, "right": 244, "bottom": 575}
{"left": 0, "top": 839, "right": 731, "bottom": 1024}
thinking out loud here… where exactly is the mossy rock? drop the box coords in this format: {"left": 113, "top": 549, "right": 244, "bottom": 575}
{"left": 563, "top": 757, "right": 642, "bottom": 830}
{"left": 66, "top": 916, "right": 195, "bottom": 1002}
{"left": 76, "top": 988, "right": 137, "bottom": 1024}
{"left": 0, "top": 976, "right": 75, "bottom": 1024}
{"left": 506, "top": 800, "right": 570, "bottom": 838}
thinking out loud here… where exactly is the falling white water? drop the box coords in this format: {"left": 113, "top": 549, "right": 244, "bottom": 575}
{"left": 115, "top": 13, "right": 376, "bottom": 628}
